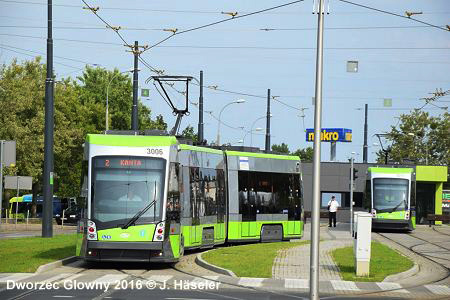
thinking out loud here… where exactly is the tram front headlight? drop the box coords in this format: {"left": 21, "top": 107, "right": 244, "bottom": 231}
{"left": 371, "top": 209, "right": 377, "bottom": 217}
{"left": 405, "top": 211, "right": 410, "bottom": 220}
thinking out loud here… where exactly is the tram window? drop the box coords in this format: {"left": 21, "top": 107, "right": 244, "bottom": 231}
{"left": 216, "top": 169, "right": 225, "bottom": 223}
{"left": 363, "top": 180, "right": 371, "bottom": 210}
{"left": 167, "top": 163, "right": 180, "bottom": 221}
{"left": 189, "top": 167, "right": 200, "bottom": 225}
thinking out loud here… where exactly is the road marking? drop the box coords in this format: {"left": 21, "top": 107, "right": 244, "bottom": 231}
{"left": 191, "top": 276, "right": 219, "bottom": 284}
{"left": 238, "top": 277, "right": 264, "bottom": 287}
{"left": 330, "top": 280, "right": 359, "bottom": 291}
{"left": 424, "top": 285, "right": 450, "bottom": 295}
{"left": 376, "top": 282, "right": 409, "bottom": 293}
{"left": 57, "top": 273, "right": 84, "bottom": 283}
{"left": 165, "top": 298, "right": 215, "bottom": 300}
{"left": 202, "top": 276, "right": 220, "bottom": 281}
{"left": 285, "top": 278, "right": 309, "bottom": 289}
{"left": 39, "top": 274, "right": 72, "bottom": 283}
{"left": 0, "top": 274, "right": 34, "bottom": 283}
{"left": 93, "top": 274, "right": 128, "bottom": 283}
{"left": 53, "top": 296, "right": 74, "bottom": 298}
{"left": 147, "top": 275, "right": 173, "bottom": 282}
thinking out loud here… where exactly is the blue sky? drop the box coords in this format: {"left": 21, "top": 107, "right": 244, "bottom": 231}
{"left": 1, "top": 0, "right": 449, "bottom": 162}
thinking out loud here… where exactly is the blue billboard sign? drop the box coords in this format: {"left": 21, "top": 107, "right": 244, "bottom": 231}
{"left": 306, "top": 128, "right": 352, "bottom": 142}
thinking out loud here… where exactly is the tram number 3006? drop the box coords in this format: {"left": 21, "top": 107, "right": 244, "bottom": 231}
{"left": 147, "top": 148, "right": 164, "bottom": 155}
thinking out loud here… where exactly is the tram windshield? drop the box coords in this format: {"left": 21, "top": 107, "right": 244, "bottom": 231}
{"left": 91, "top": 156, "right": 166, "bottom": 228}
{"left": 373, "top": 178, "right": 409, "bottom": 213}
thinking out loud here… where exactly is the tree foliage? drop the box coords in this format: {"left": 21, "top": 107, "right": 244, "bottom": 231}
{"left": 180, "top": 125, "right": 198, "bottom": 142}
{"left": 292, "top": 147, "right": 314, "bottom": 162}
{"left": 376, "top": 110, "right": 449, "bottom": 166}
{"left": 272, "top": 142, "right": 313, "bottom": 162}
{"left": 271, "top": 143, "right": 290, "bottom": 154}
{"left": 0, "top": 59, "right": 168, "bottom": 214}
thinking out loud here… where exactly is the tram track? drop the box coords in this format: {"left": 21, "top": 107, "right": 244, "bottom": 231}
{"left": 4, "top": 266, "right": 93, "bottom": 300}
{"left": 375, "top": 232, "right": 450, "bottom": 281}
{"left": 318, "top": 231, "right": 450, "bottom": 299}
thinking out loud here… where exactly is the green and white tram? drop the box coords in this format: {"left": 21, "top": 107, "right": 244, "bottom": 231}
{"left": 76, "top": 133, "right": 303, "bottom": 262}
{"left": 365, "top": 167, "right": 416, "bottom": 231}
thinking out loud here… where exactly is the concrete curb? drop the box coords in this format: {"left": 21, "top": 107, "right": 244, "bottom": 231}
{"left": 35, "top": 256, "right": 78, "bottom": 274}
{"left": 195, "top": 251, "right": 237, "bottom": 277}
{"left": 383, "top": 263, "right": 419, "bottom": 282}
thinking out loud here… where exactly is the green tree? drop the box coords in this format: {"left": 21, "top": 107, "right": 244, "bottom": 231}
{"left": 0, "top": 58, "right": 88, "bottom": 215}
{"left": 180, "top": 125, "right": 198, "bottom": 142}
{"left": 76, "top": 66, "right": 167, "bottom": 131}
{"left": 0, "top": 60, "right": 169, "bottom": 216}
{"left": 377, "top": 110, "right": 449, "bottom": 166}
{"left": 271, "top": 143, "right": 290, "bottom": 154}
{"left": 292, "top": 147, "right": 314, "bottom": 162}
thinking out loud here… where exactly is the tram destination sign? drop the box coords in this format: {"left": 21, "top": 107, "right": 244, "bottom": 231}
{"left": 306, "top": 128, "right": 352, "bottom": 142}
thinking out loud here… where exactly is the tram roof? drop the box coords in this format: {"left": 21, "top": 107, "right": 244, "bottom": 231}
{"left": 368, "top": 167, "right": 414, "bottom": 174}
{"left": 86, "top": 134, "right": 178, "bottom": 147}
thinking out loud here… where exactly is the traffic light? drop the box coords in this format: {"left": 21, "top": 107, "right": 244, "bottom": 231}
{"left": 353, "top": 168, "right": 358, "bottom": 180}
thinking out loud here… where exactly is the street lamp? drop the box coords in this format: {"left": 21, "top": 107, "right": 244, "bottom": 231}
{"left": 242, "top": 127, "right": 263, "bottom": 146}
{"left": 105, "top": 69, "right": 134, "bottom": 132}
{"left": 216, "top": 99, "right": 245, "bottom": 145}
{"left": 250, "top": 114, "right": 272, "bottom": 147}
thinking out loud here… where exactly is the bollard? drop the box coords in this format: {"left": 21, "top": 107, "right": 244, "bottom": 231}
{"left": 61, "top": 209, "right": 65, "bottom": 229}
{"left": 26, "top": 210, "right": 29, "bottom": 229}
{"left": 354, "top": 212, "right": 372, "bottom": 276}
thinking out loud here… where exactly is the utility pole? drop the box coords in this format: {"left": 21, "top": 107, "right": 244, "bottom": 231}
{"left": 363, "top": 103, "right": 368, "bottom": 163}
{"left": 350, "top": 154, "right": 354, "bottom": 235}
{"left": 42, "top": 0, "right": 54, "bottom": 238}
{"left": 310, "top": 0, "right": 325, "bottom": 299}
{"left": 131, "top": 41, "right": 139, "bottom": 131}
{"left": 198, "top": 71, "right": 204, "bottom": 144}
{"left": 265, "top": 89, "right": 271, "bottom": 153}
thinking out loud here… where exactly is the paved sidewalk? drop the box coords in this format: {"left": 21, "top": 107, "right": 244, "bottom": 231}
{"left": 273, "top": 223, "right": 353, "bottom": 280}
{"left": 0, "top": 223, "right": 76, "bottom": 238}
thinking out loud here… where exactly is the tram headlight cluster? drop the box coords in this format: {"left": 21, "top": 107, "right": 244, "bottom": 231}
{"left": 405, "top": 211, "right": 410, "bottom": 220}
{"left": 371, "top": 209, "right": 376, "bottom": 217}
{"left": 153, "top": 222, "right": 165, "bottom": 241}
{"left": 87, "top": 220, "right": 98, "bottom": 240}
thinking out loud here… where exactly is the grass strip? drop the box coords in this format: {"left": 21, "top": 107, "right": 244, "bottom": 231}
{"left": 202, "top": 240, "right": 309, "bottom": 278}
{"left": 331, "top": 241, "right": 414, "bottom": 282}
{"left": 0, "top": 234, "right": 77, "bottom": 273}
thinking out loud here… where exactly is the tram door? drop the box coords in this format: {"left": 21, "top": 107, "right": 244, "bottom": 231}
{"left": 416, "top": 183, "right": 435, "bottom": 224}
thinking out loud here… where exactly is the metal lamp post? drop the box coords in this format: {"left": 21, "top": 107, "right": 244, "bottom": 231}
{"left": 216, "top": 99, "right": 245, "bottom": 145}
{"left": 105, "top": 69, "right": 134, "bottom": 132}
{"left": 250, "top": 114, "right": 272, "bottom": 147}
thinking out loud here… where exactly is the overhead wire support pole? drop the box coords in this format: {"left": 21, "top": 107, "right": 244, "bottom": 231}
{"left": 198, "top": 71, "right": 204, "bottom": 144}
{"left": 310, "top": 0, "right": 326, "bottom": 299}
{"left": 265, "top": 89, "right": 271, "bottom": 153}
{"left": 363, "top": 103, "right": 368, "bottom": 163}
{"left": 43, "top": 0, "right": 54, "bottom": 238}
{"left": 132, "top": 41, "right": 139, "bottom": 131}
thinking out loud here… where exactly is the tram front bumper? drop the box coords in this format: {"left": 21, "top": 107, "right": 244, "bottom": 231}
{"left": 372, "top": 218, "right": 411, "bottom": 231}
{"left": 85, "top": 241, "right": 173, "bottom": 262}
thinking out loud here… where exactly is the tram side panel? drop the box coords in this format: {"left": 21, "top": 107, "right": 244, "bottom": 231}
{"left": 225, "top": 151, "right": 303, "bottom": 242}
{"left": 179, "top": 145, "right": 226, "bottom": 250}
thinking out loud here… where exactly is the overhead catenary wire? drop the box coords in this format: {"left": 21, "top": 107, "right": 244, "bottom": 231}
{"left": 0, "top": 43, "right": 97, "bottom": 66}
{"left": 2, "top": 0, "right": 448, "bottom": 15}
{"left": 144, "top": 0, "right": 305, "bottom": 51}
{"left": 0, "top": 45, "right": 85, "bottom": 70}
{"left": 2, "top": 33, "right": 449, "bottom": 51}
{"left": 337, "top": 0, "right": 449, "bottom": 32}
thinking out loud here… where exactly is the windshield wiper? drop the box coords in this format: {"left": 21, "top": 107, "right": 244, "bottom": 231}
{"left": 389, "top": 201, "right": 405, "bottom": 213}
{"left": 122, "top": 182, "right": 157, "bottom": 229}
